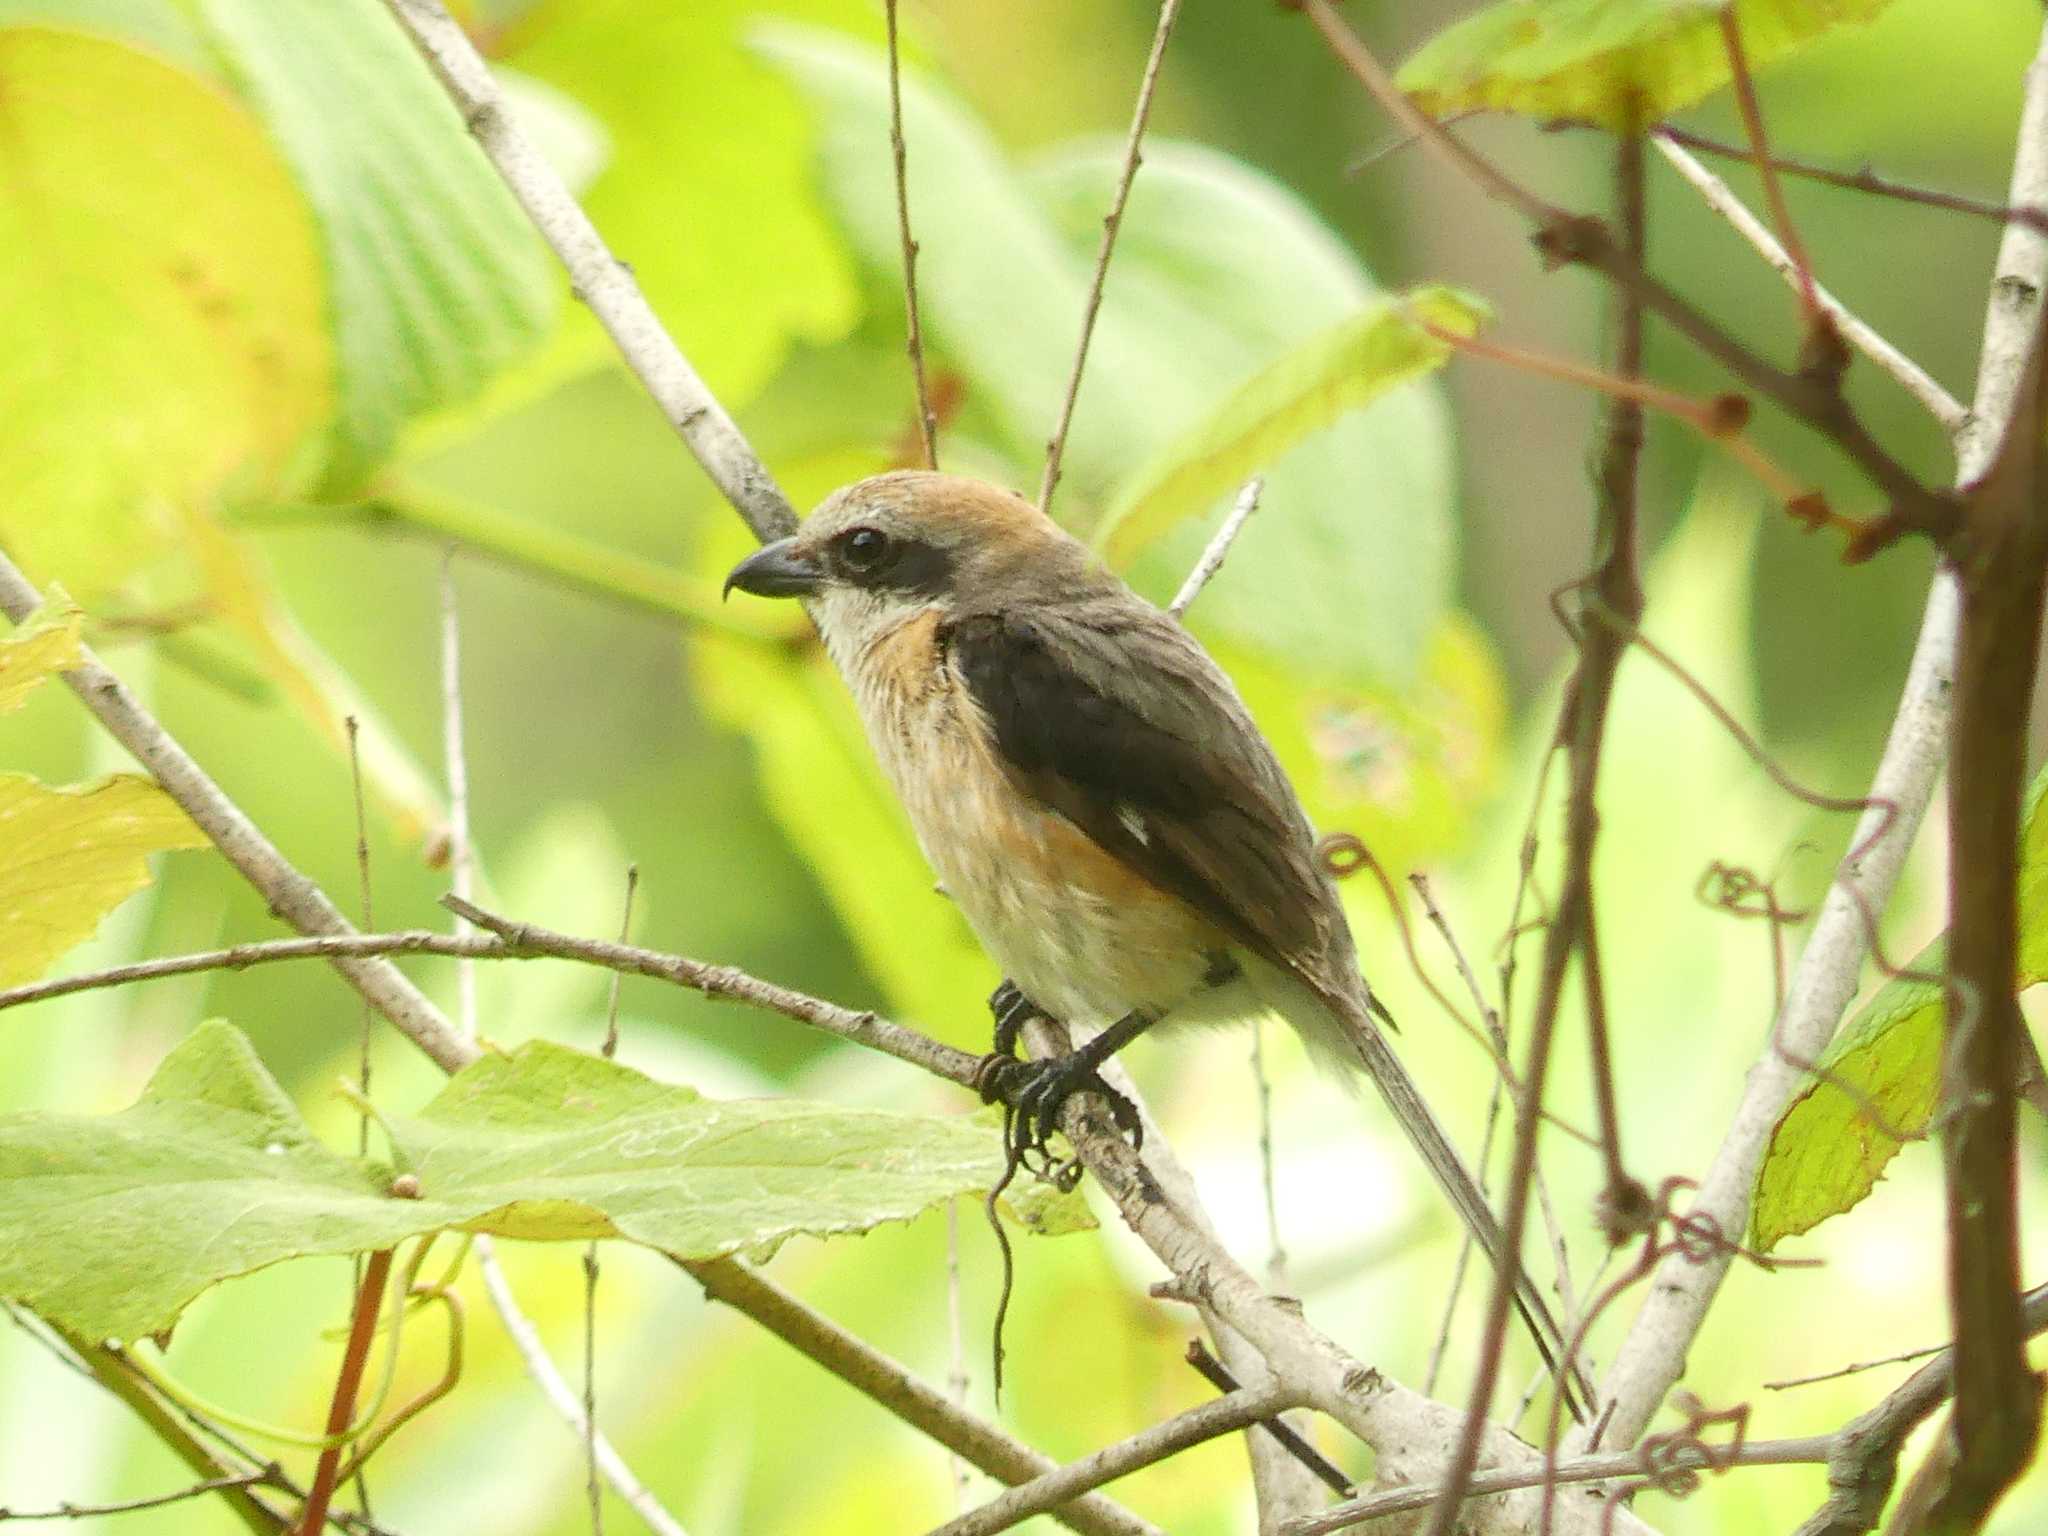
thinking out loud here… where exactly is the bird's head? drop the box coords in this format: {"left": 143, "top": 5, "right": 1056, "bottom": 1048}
{"left": 724, "top": 470, "right": 1093, "bottom": 653}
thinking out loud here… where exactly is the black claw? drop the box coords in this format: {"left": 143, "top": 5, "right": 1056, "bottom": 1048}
{"left": 982, "top": 1051, "right": 1143, "bottom": 1170}
{"left": 987, "top": 979, "right": 1048, "bottom": 1060}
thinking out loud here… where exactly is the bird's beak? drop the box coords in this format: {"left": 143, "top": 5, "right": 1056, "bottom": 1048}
{"left": 723, "top": 538, "right": 824, "bottom": 600}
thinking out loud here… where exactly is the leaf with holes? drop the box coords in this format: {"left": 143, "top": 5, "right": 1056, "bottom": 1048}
{"left": 0, "top": 1022, "right": 1084, "bottom": 1341}
{"left": 1397, "top": 0, "right": 1897, "bottom": 132}
{"left": 0, "top": 775, "right": 209, "bottom": 989}
{"left": 0, "top": 591, "right": 82, "bottom": 716}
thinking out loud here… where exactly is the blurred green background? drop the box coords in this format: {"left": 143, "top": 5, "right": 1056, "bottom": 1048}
{"left": 1, "top": 0, "right": 2044, "bottom": 1531}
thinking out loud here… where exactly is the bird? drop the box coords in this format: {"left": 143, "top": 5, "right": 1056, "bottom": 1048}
{"left": 725, "top": 468, "right": 1581, "bottom": 1403}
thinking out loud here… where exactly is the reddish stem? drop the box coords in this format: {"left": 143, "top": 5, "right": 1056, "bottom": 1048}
{"left": 296, "top": 1248, "right": 393, "bottom": 1536}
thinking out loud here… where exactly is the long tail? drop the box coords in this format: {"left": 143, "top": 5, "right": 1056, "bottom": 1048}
{"left": 1337, "top": 1002, "right": 1593, "bottom": 1420}
{"left": 1247, "top": 955, "right": 1593, "bottom": 1420}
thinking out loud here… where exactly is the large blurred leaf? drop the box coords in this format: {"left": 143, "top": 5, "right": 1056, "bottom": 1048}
{"left": 1397, "top": 0, "right": 1897, "bottom": 131}
{"left": 493, "top": 0, "right": 867, "bottom": 420}
{"left": 761, "top": 28, "right": 1459, "bottom": 682}
{"left": 192, "top": 0, "right": 557, "bottom": 488}
{"left": 0, "top": 593, "right": 83, "bottom": 717}
{"left": 0, "top": 1022, "right": 1076, "bottom": 1340}
{"left": 0, "top": 774, "right": 208, "bottom": 989}
{"left": 0, "top": 26, "right": 330, "bottom": 596}
{"left": 1751, "top": 763, "right": 2048, "bottom": 1251}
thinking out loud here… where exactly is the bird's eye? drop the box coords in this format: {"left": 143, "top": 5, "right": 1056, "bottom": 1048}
{"left": 837, "top": 526, "right": 892, "bottom": 573}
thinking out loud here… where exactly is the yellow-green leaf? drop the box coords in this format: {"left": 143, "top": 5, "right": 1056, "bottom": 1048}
{"left": 1397, "top": 0, "right": 1897, "bottom": 132}
{"left": 0, "top": 27, "right": 331, "bottom": 597}
{"left": 1752, "top": 762, "right": 2048, "bottom": 1251}
{"left": 1095, "top": 289, "right": 1485, "bottom": 567}
{"left": 0, "top": 591, "right": 83, "bottom": 716}
{"left": 0, "top": 774, "right": 209, "bottom": 988}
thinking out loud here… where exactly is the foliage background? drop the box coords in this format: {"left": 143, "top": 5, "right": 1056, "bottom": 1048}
{"left": 0, "top": 0, "right": 2043, "bottom": 1531}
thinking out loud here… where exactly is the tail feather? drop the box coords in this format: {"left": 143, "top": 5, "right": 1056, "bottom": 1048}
{"left": 1245, "top": 957, "right": 1592, "bottom": 1420}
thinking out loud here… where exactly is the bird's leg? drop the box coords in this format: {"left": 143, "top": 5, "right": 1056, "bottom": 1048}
{"left": 986, "top": 978, "right": 1047, "bottom": 1060}
{"left": 980, "top": 1010, "right": 1152, "bottom": 1176}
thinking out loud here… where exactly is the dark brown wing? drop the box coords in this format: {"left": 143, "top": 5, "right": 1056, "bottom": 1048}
{"left": 944, "top": 604, "right": 1343, "bottom": 984}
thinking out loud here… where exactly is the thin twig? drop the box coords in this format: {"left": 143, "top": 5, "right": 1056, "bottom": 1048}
{"left": 344, "top": 715, "right": 376, "bottom": 1526}
{"left": 1653, "top": 136, "right": 1967, "bottom": 434}
{"left": 475, "top": 1255, "right": 693, "bottom": 1536}
{"left": 1038, "top": 0, "right": 1183, "bottom": 512}
{"left": 0, "top": 1472, "right": 277, "bottom": 1524}
{"left": 1793, "top": 1283, "right": 2048, "bottom": 1536}
{"left": 586, "top": 866, "right": 635, "bottom": 1536}
{"left": 1718, "top": 9, "right": 1818, "bottom": 318}
{"left": 439, "top": 552, "right": 477, "bottom": 1044}
{"left": 1653, "top": 125, "right": 2048, "bottom": 237}
{"left": 884, "top": 0, "right": 938, "bottom": 469}
{"left": 432, "top": 559, "right": 688, "bottom": 1536}
{"left": 683, "top": 1259, "right": 1159, "bottom": 1536}
{"left": 926, "top": 1386, "right": 1293, "bottom": 1536}
{"left": 1580, "top": 14, "right": 2048, "bottom": 1457}
{"left": 1168, "top": 478, "right": 1263, "bottom": 617}
{"left": 378, "top": 0, "right": 798, "bottom": 543}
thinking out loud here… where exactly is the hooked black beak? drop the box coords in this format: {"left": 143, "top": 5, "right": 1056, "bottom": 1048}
{"left": 723, "top": 538, "right": 824, "bottom": 600}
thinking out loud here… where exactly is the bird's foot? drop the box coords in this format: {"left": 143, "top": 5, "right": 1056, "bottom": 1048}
{"left": 975, "top": 1051, "right": 1143, "bottom": 1189}
{"left": 987, "top": 979, "right": 1049, "bottom": 1060}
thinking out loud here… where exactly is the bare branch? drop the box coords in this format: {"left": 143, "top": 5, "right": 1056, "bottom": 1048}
{"left": 1168, "top": 478, "right": 1263, "bottom": 618}
{"left": 1281, "top": 1434, "right": 1832, "bottom": 1536}
{"left": 0, "top": 552, "right": 477, "bottom": 1075}
{"left": 683, "top": 1259, "right": 1160, "bottom": 1536}
{"left": 379, "top": 0, "right": 798, "bottom": 543}
{"left": 1717, "top": 8, "right": 1818, "bottom": 319}
{"left": 1795, "top": 1283, "right": 2048, "bottom": 1536}
{"left": 927, "top": 1385, "right": 1293, "bottom": 1536}
{"left": 1038, "top": 0, "right": 1183, "bottom": 512}
{"left": 1581, "top": 13, "right": 2048, "bottom": 1456}
{"left": 1016, "top": 1022, "right": 1655, "bottom": 1536}
{"left": 1653, "top": 137, "right": 1967, "bottom": 434}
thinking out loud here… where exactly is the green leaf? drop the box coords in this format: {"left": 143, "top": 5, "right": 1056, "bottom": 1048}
{"left": 0, "top": 774, "right": 209, "bottom": 988}
{"left": 0, "top": 1023, "right": 1063, "bottom": 1340}
{"left": 1751, "top": 761, "right": 2048, "bottom": 1251}
{"left": 0, "top": 26, "right": 331, "bottom": 597}
{"left": 1397, "top": 0, "right": 1897, "bottom": 132}
{"left": 190, "top": 0, "right": 558, "bottom": 488}
{"left": 1096, "top": 289, "right": 1486, "bottom": 567}
{"left": 0, "top": 591, "right": 83, "bottom": 716}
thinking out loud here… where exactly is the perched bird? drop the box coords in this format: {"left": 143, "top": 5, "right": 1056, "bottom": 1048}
{"left": 726, "top": 469, "right": 1577, "bottom": 1396}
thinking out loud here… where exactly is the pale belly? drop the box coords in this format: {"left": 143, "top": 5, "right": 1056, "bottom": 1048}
{"left": 845, "top": 619, "right": 1217, "bottom": 1027}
